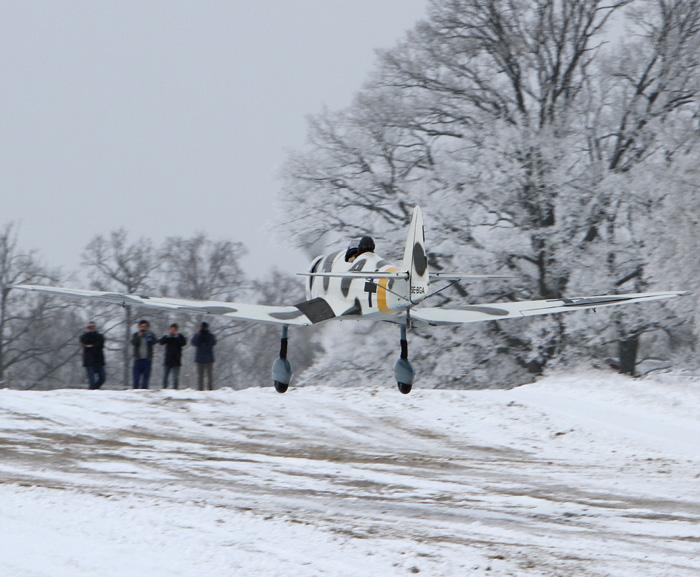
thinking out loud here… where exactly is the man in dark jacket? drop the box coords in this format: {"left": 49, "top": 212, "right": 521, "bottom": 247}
{"left": 191, "top": 321, "right": 217, "bottom": 391}
{"left": 80, "top": 321, "right": 106, "bottom": 390}
{"left": 159, "top": 323, "right": 186, "bottom": 389}
{"left": 131, "top": 319, "right": 157, "bottom": 389}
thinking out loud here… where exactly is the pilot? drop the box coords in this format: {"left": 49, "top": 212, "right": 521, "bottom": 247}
{"left": 356, "top": 236, "right": 375, "bottom": 257}
{"left": 344, "top": 246, "right": 359, "bottom": 263}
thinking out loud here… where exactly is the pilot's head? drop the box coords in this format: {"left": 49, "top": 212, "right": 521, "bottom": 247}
{"left": 357, "top": 236, "right": 375, "bottom": 255}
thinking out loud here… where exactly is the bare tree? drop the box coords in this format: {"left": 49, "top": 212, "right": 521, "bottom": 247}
{"left": 155, "top": 233, "right": 251, "bottom": 387}
{"left": 0, "top": 222, "right": 79, "bottom": 387}
{"left": 82, "top": 229, "right": 160, "bottom": 386}
{"left": 159, "top": 233, "right": 247, "bottom": 300}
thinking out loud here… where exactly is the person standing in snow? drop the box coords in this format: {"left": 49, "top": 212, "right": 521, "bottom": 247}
{"left": 159, "top": 323, "right": 186, "bottom": 389}
{"left": 191, "top": 321, "right": 217, "bottom": 391}
{"left": 80, "top": 321, "right": 106, "bottom": 389}
{"left": 131, "top": 319, "right": 157, "bottom": 389}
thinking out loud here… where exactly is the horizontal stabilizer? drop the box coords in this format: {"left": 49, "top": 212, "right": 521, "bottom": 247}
{"left": 431, "top": 273, "right": 516, "bottom": 281}
{"left": 297, "top": 271, "right": 408, "bottom": 280}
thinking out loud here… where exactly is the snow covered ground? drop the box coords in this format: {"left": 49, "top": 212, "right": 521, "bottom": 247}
{"left": 1, "top": 371, "right": 699, "bottom": 577}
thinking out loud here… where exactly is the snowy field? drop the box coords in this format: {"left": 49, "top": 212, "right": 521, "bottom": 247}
{"left": 1, "top": 372, "right": 699, "bottom": 577}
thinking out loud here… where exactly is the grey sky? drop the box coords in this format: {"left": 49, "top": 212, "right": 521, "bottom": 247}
{"left": 0, "top": 0, "right": 427, "bottom": 280}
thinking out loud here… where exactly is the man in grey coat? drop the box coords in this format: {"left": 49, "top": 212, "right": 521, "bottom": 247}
{"left": 191, "top": 321, "right": 217, "bottom": 390}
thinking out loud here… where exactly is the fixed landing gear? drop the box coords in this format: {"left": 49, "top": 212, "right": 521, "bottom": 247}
{"left": 394, "top": 324, "right": 415, "bottom": 394}
{"left": 397, "top": 381, "right": 412, "bottom": 395}
{"left": 272, "top": 326, "right": 292, "bottom": 393}
{"left": 274, "top": 381, "right": 288, "bottom": 393}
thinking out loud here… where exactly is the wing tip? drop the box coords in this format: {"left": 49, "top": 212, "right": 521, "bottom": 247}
{"left": 647, "top": 290, "right": 691, "bottom": 300}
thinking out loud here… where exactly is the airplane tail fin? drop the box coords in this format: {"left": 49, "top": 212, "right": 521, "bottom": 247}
{"left": 402, "top": 206, "right": 429, "bottom": 303}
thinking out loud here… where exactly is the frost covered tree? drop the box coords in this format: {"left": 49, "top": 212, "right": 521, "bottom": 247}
{"left": 648, "top": 156, "right": 700, "bottom": 362}
{"left": 282, "top": 0, "right": 699, "bottom": 385}
{"left": 576, "top": 0, "right": 700, "bottom": 373}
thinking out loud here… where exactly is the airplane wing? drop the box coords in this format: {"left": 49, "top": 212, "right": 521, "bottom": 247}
{"left": 411, "top": 291, "right": 688, "bottom": 326}
{"left": 12, "top": 284, "right": 313, "bottom": 326}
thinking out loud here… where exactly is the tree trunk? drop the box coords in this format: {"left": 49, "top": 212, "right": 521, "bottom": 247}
{"left": 618, "top": 333, "right": 639, "bottom": 376}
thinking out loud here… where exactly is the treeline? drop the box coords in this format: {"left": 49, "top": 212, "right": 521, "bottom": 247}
{"left": 282, "top": 0, "right": 700, "bottom": 388}
{"left": 0, "top": 223, "right": 318, "bottom": 389}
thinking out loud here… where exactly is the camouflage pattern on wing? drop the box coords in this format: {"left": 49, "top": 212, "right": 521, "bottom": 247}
{"left": 411, "top": 291, "right": 688, "bottom": 326}
{"left": 13, "top": 285, "right": 313, "bottom": 326}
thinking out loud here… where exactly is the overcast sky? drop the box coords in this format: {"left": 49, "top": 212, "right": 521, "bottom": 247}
{"left": 0, "top": 0, "right": 427, "bottom": 279}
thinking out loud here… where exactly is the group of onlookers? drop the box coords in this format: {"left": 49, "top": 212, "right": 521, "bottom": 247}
{"left": 79, "top": 320, "right": 217, "bottom": 390}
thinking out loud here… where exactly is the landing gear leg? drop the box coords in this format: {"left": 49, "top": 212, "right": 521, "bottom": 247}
{"left": 272, "top": 325, "right": 292, "bottom": 393}
{"left": 394, "top": 324, "right": 415, "bottom": 394}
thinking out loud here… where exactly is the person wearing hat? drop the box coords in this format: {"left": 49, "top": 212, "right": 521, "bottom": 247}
{"left": 191, "top": 321, "right": 217, "bottom": 391}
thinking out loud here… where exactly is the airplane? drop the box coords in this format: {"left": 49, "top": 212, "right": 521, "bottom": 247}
{"left": 14, "top": 206, "right": 686, "bottom": 394}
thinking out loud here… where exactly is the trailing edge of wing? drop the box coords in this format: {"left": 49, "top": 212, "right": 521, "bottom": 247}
{"left": 297, "top": 271, "right": 408, "bottom": 280}
{"left": 430, "top": 273, "right": 516, "bottom": 281}
{"left": 411, "top": 291, "right": 688, "bottom": 326}
{"left": 12, "top": 284, "right": 313, "bottom": 326}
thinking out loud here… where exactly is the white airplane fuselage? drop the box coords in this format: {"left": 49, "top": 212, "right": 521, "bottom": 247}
{"left": 305, "top": 251, "right": 410, "bottom": 322}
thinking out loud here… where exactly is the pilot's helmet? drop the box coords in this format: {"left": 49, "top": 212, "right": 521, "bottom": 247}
{"left": 344, "top": 246, "right": 359, "bottom": 262}
{"left": 357, "top": 236, "right": 375, "bottom": 254}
